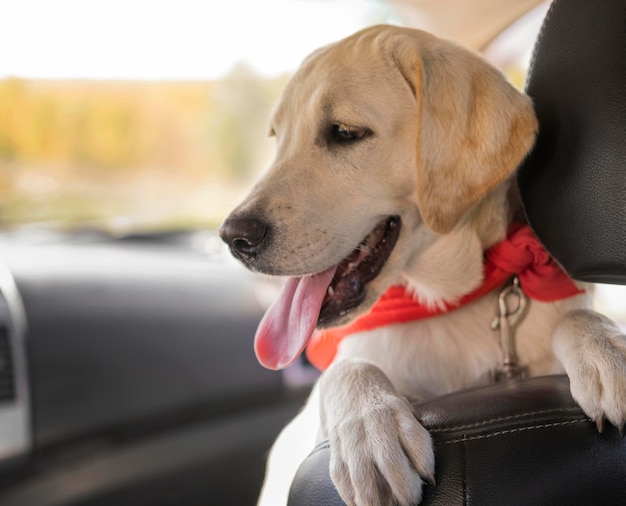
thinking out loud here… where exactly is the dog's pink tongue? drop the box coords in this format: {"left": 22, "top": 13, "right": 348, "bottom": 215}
{"left": 255, "top": 267, "right": 336, "bottom": 370}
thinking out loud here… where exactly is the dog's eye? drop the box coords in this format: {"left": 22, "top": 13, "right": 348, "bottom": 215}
{"left": 330, "top": 124, "right": 371, "bottom": 144}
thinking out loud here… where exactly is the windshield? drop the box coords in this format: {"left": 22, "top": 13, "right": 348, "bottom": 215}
{"left": 0, "top": 0, "right": 400, "bottom": 232}
{"left": 1, "top": 0, "right": 551, "bottom": 234}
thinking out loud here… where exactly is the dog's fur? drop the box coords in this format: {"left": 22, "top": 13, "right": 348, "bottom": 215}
{"left": 221, "top": 25, "right": 626, "bottom": 506}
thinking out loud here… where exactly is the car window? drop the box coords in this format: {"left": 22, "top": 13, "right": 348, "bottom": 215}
{"left": 0, "top": 0, "right": 551, "bottom": 232}
{"left": 0, "top": 0, "right": 398, "bottom": 232}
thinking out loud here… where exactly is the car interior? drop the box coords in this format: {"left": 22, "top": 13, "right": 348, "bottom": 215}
{"left": 0, "top": 0, "right": 624, "bottom": 505}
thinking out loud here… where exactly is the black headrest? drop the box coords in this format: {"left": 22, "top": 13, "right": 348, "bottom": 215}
{"left": 518, "top": 0, "right": 626, "bottom": 284}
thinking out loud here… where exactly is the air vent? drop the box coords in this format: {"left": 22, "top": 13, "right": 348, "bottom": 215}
{"left": 0, "top": 261, "right": 31, "bottom": 461}
{"left": 0, "top": 326, "right": 15, "bottom": 401}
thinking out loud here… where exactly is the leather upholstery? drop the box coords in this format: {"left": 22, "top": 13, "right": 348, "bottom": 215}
{"left": 288, "top": 0, "right": 626, "bottom": 504}
{"left": 288, "top": 376, "right": 626, "bottom": 505}
{"left": 518, "top": 0, "right": 626, "bottom": 284}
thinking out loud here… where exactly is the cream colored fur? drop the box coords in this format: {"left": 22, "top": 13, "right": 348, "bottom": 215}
{"left": 225, "top": 25, "right": 626, "bottom": 506}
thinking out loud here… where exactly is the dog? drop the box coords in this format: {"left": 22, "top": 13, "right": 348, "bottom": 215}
{"left": 220, "top": 25, "right": 626, "bottom": 506}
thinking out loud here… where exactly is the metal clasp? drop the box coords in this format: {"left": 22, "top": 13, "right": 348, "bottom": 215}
{"left": 491, "top": 276, "right": 529, "bottom": 381}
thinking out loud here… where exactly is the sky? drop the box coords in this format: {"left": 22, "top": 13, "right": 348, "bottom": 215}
{"left": 0, "top": 0, "right": 391, "bottom": 80}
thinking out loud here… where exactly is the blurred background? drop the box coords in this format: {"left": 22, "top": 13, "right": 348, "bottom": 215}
{"left": 1, "top": 0, "right": 622, "bottom": 321}
{"left": 0, "top": 0, "right": 399, "bottom": 231}
{"left": 0, "top": 0, "right": 545, "bottom": 232}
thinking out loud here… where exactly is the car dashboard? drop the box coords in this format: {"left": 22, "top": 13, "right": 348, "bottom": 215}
{"left": 0, "top": 230, "right": 311, "bottom": 506}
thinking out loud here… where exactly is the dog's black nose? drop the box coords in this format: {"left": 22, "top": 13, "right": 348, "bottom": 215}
{"left": 219, "top": 217, "right": 269, "bottom": 260}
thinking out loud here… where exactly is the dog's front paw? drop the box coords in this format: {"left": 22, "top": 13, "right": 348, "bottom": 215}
{"left": 321, "top": 360, "right": 434, "bottom": 506}
{"left": 554, "top": 309, "right": 626, "bottom": 433}
{"left": 329, "top": 394, "right": 434, "bottom": 506}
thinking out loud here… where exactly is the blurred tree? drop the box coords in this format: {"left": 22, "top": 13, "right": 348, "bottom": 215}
{"left": 0, "top": 79, "right": 25, "bottom": 161}
{"left": 0, "top": 72, "right": 288, "bottom": 227}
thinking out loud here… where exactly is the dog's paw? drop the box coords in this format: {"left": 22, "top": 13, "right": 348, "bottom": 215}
{"left": 328, "top": 394, "right": 434, "bottom": 506}
{"left": 320, "top": 360, "right": 434, "bottom": 506}
{"left": 554, "top": 309, "right": 626, "bottom": 434}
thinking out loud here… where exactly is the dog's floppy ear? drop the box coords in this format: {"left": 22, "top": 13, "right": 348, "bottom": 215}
{"left": 393, "top": 31, "right": 538, "bottom": 234}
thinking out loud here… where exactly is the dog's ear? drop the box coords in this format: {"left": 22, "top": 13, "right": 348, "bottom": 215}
{"left": 393, "top": 31, "right": 538, "bottom": 234}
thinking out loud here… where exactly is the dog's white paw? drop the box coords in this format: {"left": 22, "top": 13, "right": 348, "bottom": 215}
{"left": 554, "top": 309, "right": 626, "bottom": 433}
{"left": 320, "top": 359, "right": 435, "bottom": 506}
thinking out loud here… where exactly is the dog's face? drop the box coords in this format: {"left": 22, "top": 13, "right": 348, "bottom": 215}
{"left": 220, "top": 26, "right": 537, "bottom": 369}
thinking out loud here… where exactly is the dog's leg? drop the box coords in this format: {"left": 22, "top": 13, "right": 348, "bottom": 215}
{"left": 553, "top": 309, "right": 626, "bottom": 433}
{"left": 319, "top": 358, "right": 435, "bottom": 506}
{"left": 257, "top": 385, "right": 321, "bottom": 506}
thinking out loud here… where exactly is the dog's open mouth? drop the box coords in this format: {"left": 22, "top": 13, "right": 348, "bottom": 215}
{"left": 254, "top": 216, "right": 401, "bottom": 370}
{"left": 318, "top": 216, "right": 401, "bottom": 325}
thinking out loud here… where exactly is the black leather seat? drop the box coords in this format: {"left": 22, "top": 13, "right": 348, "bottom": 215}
{"left": 289, "top": 377, "right": 626, "bottom": 506}
{"left": 287, "top": 0, "right": 626, "bottom": 504}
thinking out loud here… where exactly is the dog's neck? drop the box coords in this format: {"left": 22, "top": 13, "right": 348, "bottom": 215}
{"left": 403, "top": 181, "right": 514, "bottom": 308}
{"left": 306, "top": 219, "right": 583, "bottom": 371}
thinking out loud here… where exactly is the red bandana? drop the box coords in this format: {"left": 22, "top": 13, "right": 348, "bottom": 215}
{"left": 306, "top": 224, "right": 584, "bottom": 370}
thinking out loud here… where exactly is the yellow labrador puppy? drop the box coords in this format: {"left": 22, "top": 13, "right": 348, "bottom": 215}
{"left": 220, "top": 25, "right": 626, "bottom": 506}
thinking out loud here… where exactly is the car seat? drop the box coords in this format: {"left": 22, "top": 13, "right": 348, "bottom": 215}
{"left": 287, "top": 0, "right": 626, "bottom": 504}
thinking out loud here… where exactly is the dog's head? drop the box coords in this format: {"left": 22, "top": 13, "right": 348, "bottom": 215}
{"left": 220, "top": 25, "right": 537, "bottom": 369}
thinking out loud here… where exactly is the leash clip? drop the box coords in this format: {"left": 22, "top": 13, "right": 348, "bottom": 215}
{"left": 491, "top": 276, "right": 529, "bottom": 382}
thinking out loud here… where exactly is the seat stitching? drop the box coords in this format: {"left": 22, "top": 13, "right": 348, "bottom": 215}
{"left": 428, "top": 407, "right": 582, "bottom": 433}
{"left": 438, "top": 418, "right": 591, "bottom": 445}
